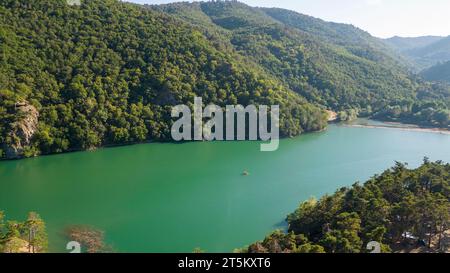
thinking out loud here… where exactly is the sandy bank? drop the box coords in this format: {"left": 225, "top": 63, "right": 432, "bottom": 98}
{"left": 344, "top": 123, "right": 450, "bottom": 135}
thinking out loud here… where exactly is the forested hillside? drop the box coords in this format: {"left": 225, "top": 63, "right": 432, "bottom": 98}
{"left": 154, "top": 1, "right": 450, "bottom": 127}
{"left": 1, "top": 0, "right": 449, "bottom": 160}
{"left": 0, "top": 0, "right": 327, "bottom": 159}
{"left": 155, "top": 1, "right": 418, "bottom": 111}
{"left": 421, "top": 61, "right": 450, "bottom": 83}
{"left": 260, "top": 7, "right": 406, "bottom": 66}
{"left": 245, "top": 160, "right": 450, "bottom": 253}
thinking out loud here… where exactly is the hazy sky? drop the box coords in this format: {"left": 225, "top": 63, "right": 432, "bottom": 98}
{"left": 128, "top": 0, "right": 450, "bottom": 38}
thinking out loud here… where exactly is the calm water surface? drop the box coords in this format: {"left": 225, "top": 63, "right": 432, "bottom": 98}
{"left": 1, "top": 122, "right": 449, "bottom": 252}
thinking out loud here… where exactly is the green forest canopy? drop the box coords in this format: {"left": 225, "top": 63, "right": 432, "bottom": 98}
{"left": 245, "top": 160, "right": 450, "bottom": 253}
{"left": 0, "top": 0, "right": 449, "bottom": 159}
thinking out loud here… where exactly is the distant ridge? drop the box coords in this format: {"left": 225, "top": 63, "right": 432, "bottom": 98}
{"left": 385, "top": 36, "right": 444, "bottom": 51}
{"left": 384, "top": 35, "right": 450, "bottom": 70}
{"left": 421, "top": 60, "right": 450, "bottom": 83}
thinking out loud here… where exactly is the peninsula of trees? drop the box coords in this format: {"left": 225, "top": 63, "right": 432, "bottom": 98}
{"left": 245, "top": 160, "right": 450, "bottom": 253}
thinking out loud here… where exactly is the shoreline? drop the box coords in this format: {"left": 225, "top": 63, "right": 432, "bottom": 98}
{"left": 344, "top": 122, "right": 450, "bottom": 135}
{"left": 2, "top": 120, "right": 449, "bottom": 162}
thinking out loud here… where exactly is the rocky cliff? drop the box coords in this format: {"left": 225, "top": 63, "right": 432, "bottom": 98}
{"left": 3, "top": 102, "right": 39, "bottom": 159}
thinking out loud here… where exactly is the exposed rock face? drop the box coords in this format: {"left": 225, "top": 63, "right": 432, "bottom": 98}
{"left": 248, "top": 242, "right": 268, "bottom": 253}
{"left": 326, "top": 110, "right": 338, "bottom": 122}
{"left": 3, "top": 102, "right": 39, "bottom": 159}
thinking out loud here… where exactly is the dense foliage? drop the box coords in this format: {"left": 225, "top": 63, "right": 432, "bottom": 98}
{"left": 373, "top": 82, "right": 450, "bottom": 128}
{"left": 246, "top": 160, "right": 450, "bottom": 253}
{"left": 1, "top": 0, "right": 449, "bottom": 159}
{"left": 0, "top": 0, "right": 327, "bottom": 159}
{"left": 155, "top": 1, "right": 450, "bottom": 127}
{"left": 156, "top": 1, "right": 417, "bottom": 110}
{"left": 0, "top": 211, "right": 48, "bottom": 253}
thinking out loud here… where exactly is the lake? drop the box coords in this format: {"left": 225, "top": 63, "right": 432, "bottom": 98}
{"left": 1, "top": 120, "right": 450, "bottom": 253}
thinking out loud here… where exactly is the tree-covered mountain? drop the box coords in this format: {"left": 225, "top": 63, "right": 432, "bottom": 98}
{"left": 244, "top": 160, "right": 450, "bottom": 253}
{"left": 154, "top": 1, "right": 449, "bottom": 128}
{"left": 260, "top": 7, "right": 407, "bottom": 67}
{"left": 0, "top": 0, "right": 449, "bottom": 160}
{"left": 0, "top": 0, "right": 327, "bottom": 159}
{"left": 154, "top": 1, "right": 419, "bottom": 111}
{"left": 384, "top": 36, "right": 450, "bottom": 70}
{"left": 421, "top": 61, "right": 450, "bottom": 83}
